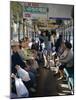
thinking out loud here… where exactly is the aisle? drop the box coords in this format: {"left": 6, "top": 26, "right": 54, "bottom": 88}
{"left": 36, "top": 67, "right": 58, "bottom": 97}
{"left": 34, "top": 66, "right": 71, "bottom": 97}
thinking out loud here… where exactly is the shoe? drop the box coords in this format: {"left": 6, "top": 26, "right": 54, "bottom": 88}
{"left": 57, "top": 76, "right": 63, "bottom": 80}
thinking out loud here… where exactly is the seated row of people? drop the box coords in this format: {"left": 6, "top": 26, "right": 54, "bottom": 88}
{"left": 11, "top": 37, "right": 39, "bottom": 98}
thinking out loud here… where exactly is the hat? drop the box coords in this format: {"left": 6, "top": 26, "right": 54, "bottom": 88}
{"left": 11, "top": 40, "right": 19, "bottom": 46}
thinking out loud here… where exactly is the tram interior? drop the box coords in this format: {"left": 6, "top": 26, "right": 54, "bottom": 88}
{"left": 10, "top": 2, "right": 74, "bottom": 99}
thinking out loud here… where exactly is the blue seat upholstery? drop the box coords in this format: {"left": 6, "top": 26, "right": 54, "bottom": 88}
{"left": 64, "top": 67, "right": 74, "bottom": 94}
{"left": 64, "top": 67, "right": 74, "bottom": 78}
{"left": 68, "top": 77, "right": 74, "bottom": 94}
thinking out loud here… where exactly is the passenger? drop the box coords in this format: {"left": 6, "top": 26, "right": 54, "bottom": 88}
{"left": 45, "top": 30, "right": 51, "bottom": 42}
{"left": 47, "top": 35, "right": 52, "bottom": 55}
{"left": 31, "top": 39, "right": 39, "bottom": 51}
{"left": 39, "top": 30, "right": 48, "bottom": 50}
{"left": 40, "top": 39, "right": 45, "bottom": 51}
{"left": 26, "top": 57, "right": 39, "bottom": 75}
{"left": 51, "top": 30, "right": 57, "bottom": 52}
{"left": 11, "top": 73, "right": 29, "bottom": 98}
{"left": 11, "top": 41, "right": 26, "bottom": 74}
{"left": 43, "top": 31, "right": 48, "bottom": 50}
{"left": 55, "top": 34, "right": 63, "bottom": 53}
{"left": 21, "top": 38, "right": 32, "bottom": 60}
{"left": 15, "top": 65, "right": 36, "bottom": 91}
{"left": 56, "top": 41, "right": 73, "bottom": 80}
{"left": 57, "top": 41, "right": 66, "bottom": 57}
{"left": 17, "top": 41, "right": 26, "bottom": 61}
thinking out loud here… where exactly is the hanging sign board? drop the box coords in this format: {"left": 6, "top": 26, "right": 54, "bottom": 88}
{"left": 24, "top": 7, "right": 47, "bottom": 14}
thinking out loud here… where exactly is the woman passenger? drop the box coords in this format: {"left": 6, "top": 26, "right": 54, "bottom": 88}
{"left": 56, "top": 41, "right": 73, "bottom": 80}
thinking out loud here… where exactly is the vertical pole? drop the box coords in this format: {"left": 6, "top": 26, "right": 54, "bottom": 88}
{"left": 47, "top": 8, "right": 49, "bottom": 28}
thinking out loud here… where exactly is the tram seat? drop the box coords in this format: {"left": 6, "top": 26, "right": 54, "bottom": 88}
{"left": 64, "top": 67, "right": 74, "bottom": 80}
{"left": 64, "top": 67, "right": 74, "bottom": 94}
{"left": 68, "top": 77, "right": 74, "bottom": 94}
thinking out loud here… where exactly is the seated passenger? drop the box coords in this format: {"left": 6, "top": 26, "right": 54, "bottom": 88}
{"left": 11, "top": 41, "right": 26, "bottom": 74}
{"left": 25, "top": 58, "right": 39, "bottom": 75}
{"left": 15, "top": 65, "right": 36, "bottom": 90}
{"left": 18, "top": 41, "right": 26, "bottom": 61}
{"left": 55, "top": 34, "right": 63, "bottom": 53}
{"left": 21, "top": 38, "right": 32, "bottom": 60}
{"left": 57, "top": 41, "right": 66, "bottom": 57}
{"left": 31, "top": 39, "right": 39, "bottom": 51}
{"left": 56, "top": 41, "right": 73, "bottom": 80}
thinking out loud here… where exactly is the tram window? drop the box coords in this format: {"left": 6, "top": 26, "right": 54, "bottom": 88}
{"left": 69, "top": 31, "right": 71, "bottom": 42}
{"left": 64, "top": 30, "right": 66, "bottom": 40}
{"left": 70, "top": 34, "right": 73, "bottom": 48}
{"left": 66, "top": 31, "right": 69, "bottom": 41}
{"left": 65, "top": 31, "right": 67, "bottom": 40}
{"left": 20, "top": 32, "right": 24, "bottom": 40}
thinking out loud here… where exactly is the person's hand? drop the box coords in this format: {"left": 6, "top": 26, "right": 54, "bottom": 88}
{"left": 55, "top": 57, "right": 59, "bottom": 62}
{"left": 11, "top": 73, "right": 16, "bottom": 78}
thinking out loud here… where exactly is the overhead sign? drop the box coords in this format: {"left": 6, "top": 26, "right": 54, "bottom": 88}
{"left": 24, "top": 7, "right": 47, "bottom": 14}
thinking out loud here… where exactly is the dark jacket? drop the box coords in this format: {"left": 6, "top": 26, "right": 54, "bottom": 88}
{"left": 11, "top": 52, "right": 26, "bottom": 74}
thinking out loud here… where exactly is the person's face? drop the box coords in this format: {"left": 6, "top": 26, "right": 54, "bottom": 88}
{"left": 25, "top": 39, "right": 30, "bottom": 48}
{"left": 15, "top": 45, "right": 20, "bottom": 51}
{"left": 11, "top": 46, "right": 17, "bottom": 53}
{"left": 11, "top": 45, "right": 19, "bottom": 52}
{"left": 22, "top": 42, "right": 25, "bottom": 48}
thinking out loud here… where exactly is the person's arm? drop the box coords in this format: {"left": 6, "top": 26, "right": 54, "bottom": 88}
{"left": 60, "top": 52, "right": 73, "bottom": 63}
{"left": 43, "top": 54, "right": 47, "bottom": 67}
{"left": 59, "top": 50, "right": 68, "bottom": 60}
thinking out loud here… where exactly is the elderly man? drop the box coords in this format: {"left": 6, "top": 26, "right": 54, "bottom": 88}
{"left": 11, "top": 40, "right": 26, "bottom": 74}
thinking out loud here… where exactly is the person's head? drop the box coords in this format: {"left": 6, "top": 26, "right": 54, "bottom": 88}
{"left": 59, "top": 34, "right": 62, "bottom": 39}
{"left": 43, "top": 31, "right": 46, "bottom": 36}
{"left": 23, "top": 37, "right": 29, "bottom": 43}
{"left": 26, "top": 59, "right": 34, "bottom": 67}
{"left": 21, "top": 41, "right": 25, "bottom": 48}
{"left": 32, "top": 39, "right": 35, "bottom": 44}
{"left": 64, "top": 41, "right": 72, "bottom": 50}
{"left": 19, "top": 40, "right": 23, "bottom": 49}
{"left": 11, "top": 41, "right": 20, "bottom": 53}
{"left": 23, "top": 37, "right": 29, "bottom": 48}
{"left": 51, "top": 30, "right": 56, "bottom": 37}
{"left": 45, "top": 30, "right": 49, "bottom": 36}
{"left": 15, "top": 65, "right": 20, "bottom": 70}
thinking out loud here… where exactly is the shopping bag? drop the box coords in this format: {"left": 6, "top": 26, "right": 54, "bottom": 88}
{"left": 15, "top": 77, "right": 29, "bottom": 97}
{"left": 16, "top": 66, "right": 31, "bottom": 82}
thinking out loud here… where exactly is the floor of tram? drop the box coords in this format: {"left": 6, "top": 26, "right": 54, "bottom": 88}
{"left": 31, "top": 64, "right": 72, "bottom": 97}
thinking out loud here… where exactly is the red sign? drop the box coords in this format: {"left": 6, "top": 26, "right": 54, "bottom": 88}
{"left": 24, "top": 2, "right": 39, "bottom": 7}
{"left": 24, "top": 13, "right": 31, "bottom": 17}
